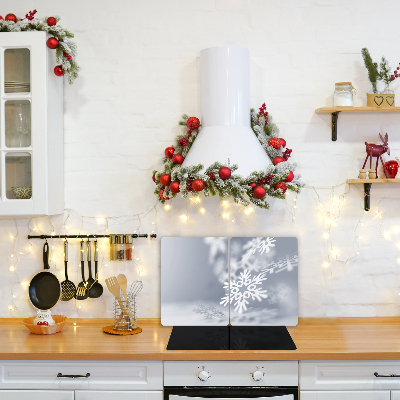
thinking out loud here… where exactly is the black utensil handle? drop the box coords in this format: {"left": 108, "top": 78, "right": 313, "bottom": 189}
{"left": 43, "top": 242, "right": 50, "bottom": 270}
{"left": 64, "top": 241, "right": 68, "bottom": 280}
{"left": 81, "top": 261, "right": 86, "bottom": 281}
{"left": 57, "top": 373, "right": 90, "bottom": 379}
{"left": 374, "top": 372, "right": 400, "bottom": 378}
{"left": 94, "top": 260, "right": 98, "bottom": 279}
{"left": 88, "top": 261, "right": 93, "bottom": 279}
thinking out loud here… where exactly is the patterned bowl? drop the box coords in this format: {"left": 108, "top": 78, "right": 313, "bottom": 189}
{"left": 23, "top": 315, "right": 67, "bottom": 335}
{"left": 12, "top": 187, "right": 32, "bottom": 199}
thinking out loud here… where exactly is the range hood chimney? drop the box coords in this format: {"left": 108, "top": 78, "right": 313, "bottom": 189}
{"left": 182, "top": 47, "right": 272, "bottom": 176}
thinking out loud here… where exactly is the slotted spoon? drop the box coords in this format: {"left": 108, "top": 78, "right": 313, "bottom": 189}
{"left": 60, "top": 240, "right": 76, "bottom": 301}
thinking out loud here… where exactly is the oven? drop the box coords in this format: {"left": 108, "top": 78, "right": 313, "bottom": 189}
{"left": 164, "top": 361, "right": 298, "bottom": 400}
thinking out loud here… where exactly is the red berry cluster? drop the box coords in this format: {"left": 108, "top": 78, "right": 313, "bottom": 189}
{"left": 178, "top": 138, "right": 189, "bottom": 146}
{"left": 282, "top": 148, "right": 292, "bottom": 161}
{"left": 258, "top": 103, "right": 269, "bottom": 125}
{"left": 207, "top": 173, "right": 215, "bottom": 180}
{"left": 256, "top": 174, "right": 274, "bottom": 185}
{"left": 24, "top": 9, "right": 37, "bottom": 20}
{"left": 391, "top": 64, "right": 400, "bottom": 81}
{"left": 187, "top": 177, "right": 194, "bottom": 191}
{"left": 63, "top": 52, "right": 72, "bottom": 61}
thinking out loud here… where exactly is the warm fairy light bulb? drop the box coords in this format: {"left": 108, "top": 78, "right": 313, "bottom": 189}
{"left": 98, "top": 217, "right": 104, "bottom": 222}
{"left": 223, "top": 201, "right": 227, "bottom": 206}
{"left": 294, "top": 199, "right": 297, "bottom": 202}
{"left": 195, "top": 197, "right": 201, "bottom": 203}
{"left": 322, "top": 233, "right": 329, "bottom": 239}
{"left": 325, "top": 219, "right": 331, "bottom": 225}
{"left": 51, "top": 231, "right": 55, "bottom": 235}
{"left": 10, "top": 235, "right": 14, "bottom": 239}
{"left": 9, "top": 266, "right": 14, "bottom": 272}
{"left": 13, "top": 295, "right": 16, "bottom": 298}
{"left": 181, "top": 215, "right": 188, "bottom": 221}
{"left": 384, "top": 232, "right": 390, "bottom": 239}
{"left": 357, "top": 252, "right": 360, "bottom": 255}
{"left": 151, "top": 222, "right": 155, "bottom": 224}
{"left": 200, "top": 208, "right": 205, "bottom": 213}
{"left": 330, "top": 249, "right": 337, "bottom": 255}
{"left": 164, "top": 205, "right": 171, "bottom": 210}
{"left": 244, "top": 209, "right": 250, "bottom": 215}
{"left": 323, "top": 262, "right": 329, "bottom": 268}
{"left": 222, "top": 213, "right": 228, "bottom": 219}
{"left": 8, "top": 306, "right": 13, "bottom": 310}
{"left": 189, "top": 198, "right": 193, "bottom": 201}
{"left": 78, "top": 306, "right": 81, "bottom": 309}
{"left": 397, "top": 258, "right": 400, "bottom": 264}
{"left": 32, "top": 228, "right": 36, "bottom": 231}
{"left": 29, "top": 246, "right": 32, "bottom": 250}
{"left": 232, "top": 219, "right": 235, "bottom": 223}
{"left": 332, "top": 197, "right": 337, "bottom": 202}
{"left": 294, "top": 205, "right": 297, "bottom": 209}
{"left": 73, "top": 322, "right": 76, "bottom": 326}
{"left": 11, "top": 254, "right": 14, "bottom": 258}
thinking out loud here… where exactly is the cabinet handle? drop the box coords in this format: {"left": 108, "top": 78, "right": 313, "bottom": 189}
{"left": 374, "top": 372, "right": 400, "bottom": 378}
{"left": 57, "top": 373, "right": 90, "bottom": 378}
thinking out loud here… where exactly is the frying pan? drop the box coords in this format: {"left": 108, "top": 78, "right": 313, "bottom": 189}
{"left": 29, "top": 242, "right": 61, "bottom": 310}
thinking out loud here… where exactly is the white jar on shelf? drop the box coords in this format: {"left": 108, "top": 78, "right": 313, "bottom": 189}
{"left": 333, "top": 82, "right": 354, "bottom": 107}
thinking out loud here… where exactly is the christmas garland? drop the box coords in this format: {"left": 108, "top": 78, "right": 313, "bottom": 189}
{"left": 153, "top": 104, "right": 304, "bottom": 209}
{"left": 0, "top": 11, "right": 78, "bottom": 84}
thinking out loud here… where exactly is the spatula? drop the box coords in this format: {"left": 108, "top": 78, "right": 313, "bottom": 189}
{"left": 60, "top": 240, "right": 76, "bottom": 301}
{"left": 117, "top": 274, "right": 128, "bottom": 301}
{"left": 105, "top": 276, "right": 125, "bottom": 312}
{"left": 75, "top": 240, "right": 88, "bottom": 300}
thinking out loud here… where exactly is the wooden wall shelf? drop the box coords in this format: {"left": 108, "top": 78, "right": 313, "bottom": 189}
{"left": 315, "top": 107, "right": 400, "bottom": 141}
{"left": 347, "top": 178, "right": 400, "bottom": 211}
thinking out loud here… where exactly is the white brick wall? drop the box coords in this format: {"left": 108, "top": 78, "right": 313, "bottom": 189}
{"left": 1, "top": 0, "right": 400, "bottom": 319}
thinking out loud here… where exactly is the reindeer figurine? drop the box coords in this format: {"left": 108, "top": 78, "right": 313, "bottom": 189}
{"left": 362, "top": 133, "right": 390, "bottom": 177}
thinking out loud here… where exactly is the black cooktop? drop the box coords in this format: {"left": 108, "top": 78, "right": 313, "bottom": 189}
{"left": 167, "top": 326, "right": 296, "bottom": 350}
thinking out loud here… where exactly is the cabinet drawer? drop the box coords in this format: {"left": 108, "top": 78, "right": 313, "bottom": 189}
{"left": 0, "top": 361, "right": 163, "bottom": 390}
{"left": 75, "top": 390, "right": 163, "bottom": 400}
{"left": 300, "top": 391, "right": 390, "bottom": 400}
{"left": 300, "top": 361, "right": 400, "bottom": 391}
{"left": 0, "top": 391, "right": 74, "bottom": 400}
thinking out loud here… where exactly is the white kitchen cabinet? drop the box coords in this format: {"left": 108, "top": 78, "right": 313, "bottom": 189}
{"left": 0, "top": 31, "right": 63, "bottom": 216}
{"left": 300, "top": 391, "right": 390, "bottom": 400}
{"left": 0, "top": 391, "right": 74, "bottom": 400}
{"left": 299, "top": 361, "right": 400, "bottom": 400}
{"left": 0, "top": 360, "right": 163, "bottom": 391}
{"left": 75, "top": 390, "right": 163, "bottom": 400}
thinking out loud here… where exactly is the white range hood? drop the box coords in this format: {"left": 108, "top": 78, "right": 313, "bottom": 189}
{"left": 182, "top": 46, "right": 272, "bottom": 177}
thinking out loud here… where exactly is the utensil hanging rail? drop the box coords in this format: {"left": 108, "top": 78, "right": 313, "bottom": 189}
{"left": 27, "top": 234, "right": 157, "bottom": 239}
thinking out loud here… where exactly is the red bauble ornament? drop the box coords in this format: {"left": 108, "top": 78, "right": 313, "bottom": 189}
{"left": 47, "top": 16, "right": 57, "bottom": 26}
{"left": 274, "top": 182, "right": 287, "bottom": 194}
{"left": 268, "top": 137, "right": 282, "bottom": 149}
{"left": 248, "top": 182, "right": 256, "bottom": 188}
{"left": 54, "top": 65, "right": 65, "bottom": 77}
{"left": 172, "top": 154, "right": 184, "bottom": 164}
{"left": 0, "top": 16, "right": 4, "bottom": 21}
{"left": 219, "top": 167, "right": 231, "bottom": 180}
{"left": 152, "top": 173, "right": 158, "bottom": 184}
{"left": 279, "top": 138, "right": 286, "bottom": 148}
{"left": 164, "top": 146, "right": 174, "bottom": 158}
{"left": 46, "top": 37, "right": 59, "bottom": 49}
{"left": 253, "top": 186, "right": 266, "bottom": 199}
{"left": 160, "top": 189, "right": 171, "bottom": 201}
{"left": 192, "top": 179, "right": 205, "bottom": 192}
{"left": 273, "top": 156, "right": 284, "bottom": 165}
{"left": 384, "top": 160, "right": 399, "bottom": 178}
{"left": 169, "top": 181, "right": 180, "bottom": 193}
{"left": 5, "top": 14, "right": 17, "bottom": 23}
{"left": 159, "top": 174, "right": 171, "bottom": 186}
{"left": 285, "top": 171, "right": 294, "bottom": 182}
{"left": 186, "top": 117, "right": 200, "bottom": 131}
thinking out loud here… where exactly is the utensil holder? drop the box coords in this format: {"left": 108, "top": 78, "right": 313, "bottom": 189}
{"left": 113, "top": 297, "right": 137, "bottom": 331}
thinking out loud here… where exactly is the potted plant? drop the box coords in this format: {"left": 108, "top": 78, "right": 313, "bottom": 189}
{"left": 361, "top": 48, "right": 399, "bottom": 107}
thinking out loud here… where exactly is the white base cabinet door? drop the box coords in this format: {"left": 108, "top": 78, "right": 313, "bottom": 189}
{"left": 0, "top": 391, "right": 74, "bottom": 400}
{"left": 75, "top": 391, "right": 163, "bottom": 400}
{"left": 391, "top": 391, "right": 400, "bottom": 399}
{"left": 300, "top": 392, "right": 390, "bottom": 400}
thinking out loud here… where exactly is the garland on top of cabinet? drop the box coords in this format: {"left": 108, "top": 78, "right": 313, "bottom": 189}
{"left": 152, "top": 104, "right": 304, "bottom": 210}
{"left": 0, "top": 11, "right": 78, "bottom": 84}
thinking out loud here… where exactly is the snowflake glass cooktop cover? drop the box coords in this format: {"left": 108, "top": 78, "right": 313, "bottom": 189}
{"left": 161, "top": 237, "right": 298, "bottom": 326}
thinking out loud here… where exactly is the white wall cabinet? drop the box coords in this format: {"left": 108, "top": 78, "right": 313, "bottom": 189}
{"left": 0, "top": 31, "right": 63, "bottom": 216}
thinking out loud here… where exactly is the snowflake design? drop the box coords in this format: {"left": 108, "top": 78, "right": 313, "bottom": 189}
{"left": 261, "top": 252, "right": 298, "bottom": 275}
{"left": 203, "top": 237, "right": 227, "bottom": 263}
{"left": 267, "top": 283, "right": 292, "bottom": 304}
{"left": 241, "top": 237, "right": 276, "bottom": 263}
{"left": 192, "top": 303, "right": 226, "bottom": 320}
{"left": 220, "top": 270, "right": 268, "bottom": 314}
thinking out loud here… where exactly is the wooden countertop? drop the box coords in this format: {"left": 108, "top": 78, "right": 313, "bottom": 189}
{"left": 3, "top": 317, "right": 400, "bottom": 361}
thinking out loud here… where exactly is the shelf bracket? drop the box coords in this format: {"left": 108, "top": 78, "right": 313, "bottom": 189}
{"left": 364, "top": 183, "right": 372, "bottom": 211}
{"left": 331, "top": 111, "right": 340, "bottom": 141}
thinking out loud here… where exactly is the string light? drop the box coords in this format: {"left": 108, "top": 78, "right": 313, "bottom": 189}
{"left": 164, "top": 205, "right": 171, "bottom": 210}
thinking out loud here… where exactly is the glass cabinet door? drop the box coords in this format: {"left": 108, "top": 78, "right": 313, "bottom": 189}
{"left": 1, "top": 46, "right": 32, "bottom": 202}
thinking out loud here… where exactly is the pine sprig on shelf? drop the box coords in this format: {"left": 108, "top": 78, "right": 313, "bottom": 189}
{"left": 361, "top": 48, "right": 379, "bottom": 93}
{"left": 153, "top": 105, "right": 304, "bottom": 210}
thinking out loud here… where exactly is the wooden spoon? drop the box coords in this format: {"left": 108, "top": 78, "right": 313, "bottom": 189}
{"left": 117, "top": 274, "right": 128, "bottom": 301}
